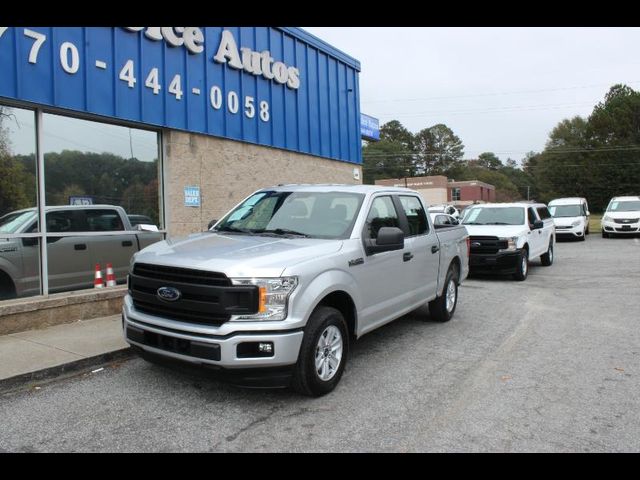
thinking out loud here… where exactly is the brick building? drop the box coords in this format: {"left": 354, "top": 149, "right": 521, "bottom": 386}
{"left": 375, "top": 175, "right": 495, "bottom": 208}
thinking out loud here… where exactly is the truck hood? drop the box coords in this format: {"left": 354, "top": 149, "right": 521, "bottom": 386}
{"left": 462, "top": 224, "right": 529, "bottom": 238}
{"left": 133, "top": 232, "right": 344, "bottom": 278}
{"left": 552, "top": 216, "right": 584, "bottom": 227}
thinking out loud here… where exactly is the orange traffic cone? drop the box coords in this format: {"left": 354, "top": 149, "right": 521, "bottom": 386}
{"left": 94, "top": 264, "right": 104, "bottom": 288}
{"left": 105, "top": 263, "right": 116, "bottom": 287}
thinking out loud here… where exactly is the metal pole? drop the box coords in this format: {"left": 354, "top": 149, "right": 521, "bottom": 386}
{"left": 35, "top": 108, "right": 48, "bottom": 296}
{"left": 527, "top": 186, "right": 530, "bottom": 201}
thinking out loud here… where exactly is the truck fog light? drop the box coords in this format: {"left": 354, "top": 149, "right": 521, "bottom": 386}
{"left": 259, "top": 342, "right": 273, "bottom": 353}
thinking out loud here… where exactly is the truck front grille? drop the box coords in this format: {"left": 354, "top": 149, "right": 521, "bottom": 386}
{"left": 129, "top": 263, "right": 258, "bottom": 327}
{"left": 469, "top": 236, "right": 508, "bottom": 255}
{"left": 613, "top": 218, "right": 639, "bottom": 224}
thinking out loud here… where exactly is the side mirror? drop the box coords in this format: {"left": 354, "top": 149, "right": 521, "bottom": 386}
{"left": 366, "top": 227, "right": 405, "bottom": 255}
{"left": 207, "top": 219, "right": 218, "bottom": 230}
{"left": 585, "top": 210, "right": 590, "bottom": 216}
{"left": 532, "top": 220, "right": 544, "bottom": 230}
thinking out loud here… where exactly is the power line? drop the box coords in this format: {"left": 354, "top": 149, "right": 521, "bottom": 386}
{"left": 361, "top": 81, "right": 640, "bottom": 104}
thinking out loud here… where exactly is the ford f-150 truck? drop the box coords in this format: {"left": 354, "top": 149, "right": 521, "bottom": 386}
{"left": 122, "top": 185, "right": 469, "bottom": 396}
{"left": 461, "top": 202, "right": 555, "bottom": 281}
{"left": 0, "top": 205, "right": 164, "bottom": 299}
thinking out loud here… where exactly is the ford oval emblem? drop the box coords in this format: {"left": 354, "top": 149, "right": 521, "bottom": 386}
{"left": 157, "top": 286, "right": 181, "bottom": 302}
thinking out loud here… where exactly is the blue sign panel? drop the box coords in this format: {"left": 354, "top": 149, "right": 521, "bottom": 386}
{"left": 0, "top": 27, "right": 362, "bottom": 164}
{"left": 184, "top": 186, "right": 201, "bottom": 207}
{"left": 361, "top": 113, "right": 380, "bottom": 141}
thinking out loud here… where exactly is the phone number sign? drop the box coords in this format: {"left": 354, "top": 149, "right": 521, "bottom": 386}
{"left": 0, "top": 26, "right": 362, "bottom": 164}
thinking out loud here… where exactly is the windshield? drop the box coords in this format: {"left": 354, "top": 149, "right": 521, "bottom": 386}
{"left": 607, "top": 200, "right": 640, "bottom": 212}
{"left": 214, "top": 190, "right": 365, "bottom": 239}
{"left": 461, "top": 206, "right": 524, "bottom": 226}
{"left": 549, "top": 205, "right": 582, "bottom": 217}
{"left": 0, "top": 211, "right": 37, "bottom": 234}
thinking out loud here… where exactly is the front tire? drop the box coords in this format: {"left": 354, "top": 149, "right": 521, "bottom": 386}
{"left": 428, "top": 265, "right": 459, "bottom": 322}
{"left": 602, "top": 230, "right": 609, "bottom": 238}
{"left": 292, "top": 306, "right": 348, "bottom": 397}
{"left": 512, "top": 249, "right": 529, "bottom": 281}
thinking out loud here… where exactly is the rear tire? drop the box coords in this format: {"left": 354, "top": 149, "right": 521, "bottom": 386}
{"left": 541, "top": 241, "right": 554, "bottom": 266}
{"left": 292, "top": 306, "right": 348, "bottom": 397}
{"left": 428, "top": 265, "right": 459, "bottom": 323}
{"left": 512, "top": 249, "right": 529, "bottom": 281}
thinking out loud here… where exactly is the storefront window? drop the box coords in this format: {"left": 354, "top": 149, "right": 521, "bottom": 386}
{"left": 1, "top": 105, "right": 162, "bottom": 301}
{"left": 0, "top": 106, "right": 41, "bottom": 300}
{"left": 42, "top": 113, "right": 161, "bottom": 294}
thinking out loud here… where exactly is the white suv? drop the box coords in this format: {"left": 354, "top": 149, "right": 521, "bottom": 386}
{"left": 548, "top": 197, "right": 590, "bottom": 241}
{"left": 601, "top": 196, "right": 640, "bottom": 237}
{"left": 461, "top": 202, "right": 556, "bottom": 281}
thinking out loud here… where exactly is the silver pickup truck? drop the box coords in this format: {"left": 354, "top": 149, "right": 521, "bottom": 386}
{"left": 123, "top": 185, "right": 469, "bottom": 396}
{"left": 0, "top": 205, "right": 164, "bottom": 299}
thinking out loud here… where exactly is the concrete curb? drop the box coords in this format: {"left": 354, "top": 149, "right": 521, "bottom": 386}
{"left": 0, "top": 347, "right": 135, "bottom": 395}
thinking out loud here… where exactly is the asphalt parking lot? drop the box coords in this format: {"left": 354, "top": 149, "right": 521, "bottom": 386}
{"left": 1, "top": 234, "right": 639, "bottom": 452}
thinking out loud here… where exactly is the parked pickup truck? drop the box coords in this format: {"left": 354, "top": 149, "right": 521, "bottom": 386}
{"left": 123, "top": 185, "right": 469, "bottom": 396}
{"left": 461, "top": 202, "right": 555, "bottom": 281}
{"left": 0, "top": 205, "right": 164, "bottom": 299}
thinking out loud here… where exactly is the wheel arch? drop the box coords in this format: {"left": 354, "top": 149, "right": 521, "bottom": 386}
{"left": 314, "top": 290, "right": 357, "bottom": 342}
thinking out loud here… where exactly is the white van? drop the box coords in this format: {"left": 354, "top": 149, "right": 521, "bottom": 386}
{"left": 548, "top": 197, "right": 590, "bottom": 241}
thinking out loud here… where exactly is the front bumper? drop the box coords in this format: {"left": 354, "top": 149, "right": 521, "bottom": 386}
{"left": 602, "top": 220, "right": 640, "bottom": 234}
{"left": 122, "top": 295, "right": 304, "bottom": 370}
{"left": 469, "top": 250, "right": 522, "bottom": 274}
{"left": 554, "top": 224, "right": 584, "bottom": 237}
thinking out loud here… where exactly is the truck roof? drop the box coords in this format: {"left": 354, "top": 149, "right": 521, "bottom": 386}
{"left": 6, "top": 205, "right": 125, "bottom": 215}
{"left": 263, "top": 184, "right": 420, "bottom": 195}
{"left": 465, "top": 202, "right": 547, "bottom": 209}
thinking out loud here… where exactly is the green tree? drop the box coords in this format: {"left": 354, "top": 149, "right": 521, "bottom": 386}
{"left": 476, "top": 152, "right": 503, "bottom": 170}
{"left": 414, "top": 124, "right": 464, "bottom": 175}
{"left": 529, "top": 84, "right": 640, "bottom": 211}
{"left": 0, "top": 111, "right": 36, "bottom": 216}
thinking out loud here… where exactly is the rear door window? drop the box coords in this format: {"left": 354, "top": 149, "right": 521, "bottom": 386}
{"left": 398, "top": 196, "right": 429, "bottom": 236}
{"left": 84, "top": 209, "right": 124, "bottom": 232}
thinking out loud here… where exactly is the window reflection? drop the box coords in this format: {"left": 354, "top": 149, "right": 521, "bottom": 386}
{"left": 42, "top": 113, "right": 161, "bottom": 228}
{"left": 0, "top": 106, "right": 41, "bottom": 300}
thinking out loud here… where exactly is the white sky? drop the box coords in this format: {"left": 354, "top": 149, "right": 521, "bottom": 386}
{"left": 304, "top": 27, "right": 640, "bottom": 163}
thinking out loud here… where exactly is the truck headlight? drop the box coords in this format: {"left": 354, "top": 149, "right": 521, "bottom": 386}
{"left": 230, "top": 277, "right": 298, "bottom": 321}
{"left": 572, "top": 220, "right": 581, "bottom": 227}
{"left": 499, "top": 237, "right": 518, "bottom": 251}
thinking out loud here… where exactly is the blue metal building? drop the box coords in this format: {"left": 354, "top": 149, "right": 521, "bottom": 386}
{"left": 0, "top": 26, "right": 362, "bottom": 164}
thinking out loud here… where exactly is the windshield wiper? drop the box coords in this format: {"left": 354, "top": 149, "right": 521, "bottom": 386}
{"left": 485, "top": 222, "right": 512, "bottom": 225}
{"left": 214, "top": 226, "right": 256, "bottom": 235}
{"left": 462, "top": 222, "right": 485, "bottom": 225}
{"left": 256, "top": 228, "right": 310, "bottom": 238}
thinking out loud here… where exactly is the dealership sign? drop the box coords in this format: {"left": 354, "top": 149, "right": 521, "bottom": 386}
{"left": 360, "top": 113, "right": 380, "bottom": 141}
{"left": 0, "top": 27, "right": 362, "bottom": 164}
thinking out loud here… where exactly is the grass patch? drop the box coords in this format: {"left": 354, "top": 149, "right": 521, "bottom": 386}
{"left": 588, "top": 214, "right": 602, "bottom": 234}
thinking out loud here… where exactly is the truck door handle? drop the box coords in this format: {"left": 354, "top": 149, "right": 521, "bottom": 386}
{"left": 74, "top": 243, "right": 87, "bottom": 251}
{"left": 431, "top": 245, "right": 440, "bottom": 254}
{"left": 122, "top": 240, "right": 133, "bottom": 247}
{"left": 403, "top": 252, "right": 414, "bottom": 262}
